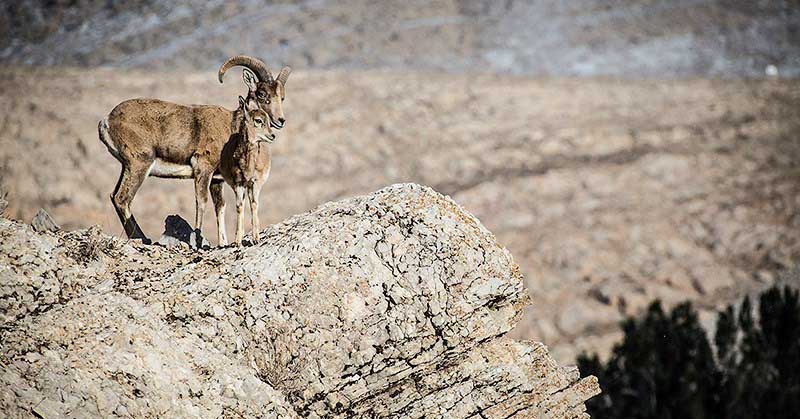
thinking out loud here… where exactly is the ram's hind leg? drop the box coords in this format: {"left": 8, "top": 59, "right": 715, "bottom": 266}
{"left": 210, "top": 178, "right": 227, "bottom": 246}
{"left": 111, "top": 159, "right": 153, "bottom": 243}
{"left": 191, "top": 157, "right": 215, "bottom": 248}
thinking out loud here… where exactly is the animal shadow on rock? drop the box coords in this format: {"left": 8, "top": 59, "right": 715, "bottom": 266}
{"left": 157, "top": 214, "right": 210, "bottom": 249}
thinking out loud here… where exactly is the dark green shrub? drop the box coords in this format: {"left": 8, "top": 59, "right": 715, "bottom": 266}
{"left": 579, "top": 285, "right": 800, "bottom": 419}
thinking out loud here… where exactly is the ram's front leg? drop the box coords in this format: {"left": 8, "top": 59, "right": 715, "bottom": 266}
{"left": 210, "top": 179, "right": 227, "bottom": 246}
{"left": 234, "top": 185, "right": 246, "bottom": 246}
{"left": 247, "top": 184, "right": 261, "bottom": 243}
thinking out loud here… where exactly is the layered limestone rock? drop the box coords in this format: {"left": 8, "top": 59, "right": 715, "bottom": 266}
{"left": 0, "top": 184, "right": 599, "bottom": 418}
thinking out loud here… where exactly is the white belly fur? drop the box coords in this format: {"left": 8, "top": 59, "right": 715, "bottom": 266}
{"left": 148, "top": 159, "right": 226, "bottom": 181}
{"left": 149, "top": 159, "right": 193, "bottom": 179}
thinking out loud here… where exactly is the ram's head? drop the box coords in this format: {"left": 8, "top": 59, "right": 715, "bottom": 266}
{"left": 219, "top": 55, "right": 291, "bottom": 130}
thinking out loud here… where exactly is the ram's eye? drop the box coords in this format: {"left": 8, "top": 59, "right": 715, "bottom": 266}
{"left": 254, "top": 117, "right": 264, "bottom": 126}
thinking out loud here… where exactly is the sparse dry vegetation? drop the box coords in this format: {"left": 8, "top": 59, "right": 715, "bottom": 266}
{"left": 65, "top": 226, "right": 120, "bottom": 264}
{"left": 249, "top": 325, "right": 309, "bottom": 400}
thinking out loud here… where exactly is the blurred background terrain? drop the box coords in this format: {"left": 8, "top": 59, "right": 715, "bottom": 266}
{"left": 1, "top": 0, "right": 799, "bottom": 363}
{"left": 2, "top": 0, "right": 799, "bottom": 76}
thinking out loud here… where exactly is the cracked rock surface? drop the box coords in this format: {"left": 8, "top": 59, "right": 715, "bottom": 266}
{"left": 0, "top": 184, "right": 599, "bottom": 418}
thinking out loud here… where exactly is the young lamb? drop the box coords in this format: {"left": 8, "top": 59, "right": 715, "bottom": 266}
{"left": 211, "top": 96, "right": 274, "bottom": 246}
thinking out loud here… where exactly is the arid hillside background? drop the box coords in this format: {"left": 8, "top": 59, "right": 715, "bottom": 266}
{"left": 1, "top": 0, "right": 799, "bottom": 363}
{"left": 2, "top": 0, "right": 799, "bottom": 77}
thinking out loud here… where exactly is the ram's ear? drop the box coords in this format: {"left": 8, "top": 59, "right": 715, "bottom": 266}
{"left": 242, "top": 68, "right": 259, "bottom": 92}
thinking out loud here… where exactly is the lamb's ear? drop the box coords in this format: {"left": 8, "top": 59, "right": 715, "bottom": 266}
{"left": 242, "top": 68, "right": 259, "bottom": 92}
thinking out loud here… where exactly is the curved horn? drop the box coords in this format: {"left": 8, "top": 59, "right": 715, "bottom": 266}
{"left": 277, "top": 66, "right": 292, "bottom": 86}
{"left": 218, "top": 55, "right": 273, "bottom": 83}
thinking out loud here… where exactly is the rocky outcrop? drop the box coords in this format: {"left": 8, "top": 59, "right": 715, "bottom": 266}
{"left": 0, "top": 184, "right": 599, "bottom": 418}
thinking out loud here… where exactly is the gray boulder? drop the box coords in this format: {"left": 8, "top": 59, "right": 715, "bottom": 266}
{"left": 31, "top": 208, "right": 59, "bottom": 233}
{"left": 0, "top": 184, "right": 599, "bottom": 418}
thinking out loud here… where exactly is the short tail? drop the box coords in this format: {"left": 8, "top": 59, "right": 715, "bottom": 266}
{"left": 98, "top": 117, "right": 123, "bottom": 163}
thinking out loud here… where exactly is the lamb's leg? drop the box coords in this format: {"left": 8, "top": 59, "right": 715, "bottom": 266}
{"left": 247, "top": 184, "right": 261, "bottom": 243}
{"left": 111, "top": 159, "right": 153, "bottom": 244}
{"left": 234, "top": 185, "right": 246, "bottom": 246}
{"left": 210, "top": 179, "right": 227, "bottom": 246}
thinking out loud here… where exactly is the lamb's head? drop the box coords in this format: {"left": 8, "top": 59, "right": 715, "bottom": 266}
{"left": 238, "top": 96, "right": 275, "bottom": 144}
{"left": 220, "top": 55, "right": 291, "bottom": 130}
